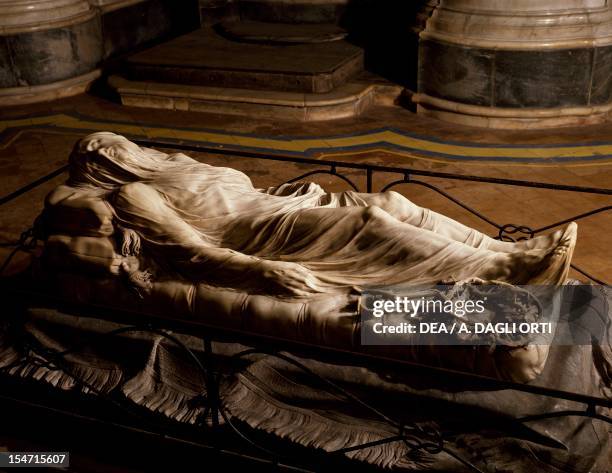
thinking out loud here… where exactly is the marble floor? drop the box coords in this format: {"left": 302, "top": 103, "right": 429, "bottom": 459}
{"left": 0, "top": 93, "right": 610, "bottom": 282}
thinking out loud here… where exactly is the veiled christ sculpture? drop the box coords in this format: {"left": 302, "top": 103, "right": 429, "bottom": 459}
{"left": 56, "top": 132, "right": 577, "bottom": 296}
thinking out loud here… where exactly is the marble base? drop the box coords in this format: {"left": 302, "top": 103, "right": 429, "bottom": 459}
{"left": 413, "top": 93, "right": 612, "bottom": 129}
{"left": 0, "top": 16, "right": 102, "bottom": 89}
{"left": 423, "top": 1, "right": 612, "bottom": 50}
{"left": 0, "top": 0, "right": 199, "bottom": 104}
{"left": 417, "top": 1, "right": 612, "bottom": 128}
{"left": 0, "top": 69, "right": 101, "bottom": 106}
{"left": 0, "top": 0, "right": 95, "bottom": 35}
{"left": 90, "top": 0, "right": 147, "bottom": 13}
{"left": 419, "top": 39, "right": 612, "bottom": 109}
{"left": 0, "top": 1, "right": 100, "bottom": 104}
{"left": 123, "top": 28, "right": 364, "bottom": 93}
{"left": 108, "top": 75, "right": 401, "bottom": 121}
{"left": 417, "top": 38, "right": 612, "bottom": 127}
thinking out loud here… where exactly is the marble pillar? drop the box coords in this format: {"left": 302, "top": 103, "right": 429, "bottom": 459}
{"left": 0, "top": 0, "right": 200, "bottom": 105}
{"left": 0, "top": 0, "right": 102, "bottom": 105}
{"left": 415, "top": 0, "right": 612, "bottom": 128}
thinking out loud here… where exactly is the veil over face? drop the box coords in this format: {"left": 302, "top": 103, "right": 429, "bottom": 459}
{"left": 69, "top": 132, "right": 334, "bottom": 248}
{"left": 69, "top": 132, "right": 186, "bottom": 190}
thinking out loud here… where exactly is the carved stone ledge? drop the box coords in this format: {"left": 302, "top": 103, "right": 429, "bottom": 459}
{"left": 0, "top": 0, "right": 96, "bottom": 35}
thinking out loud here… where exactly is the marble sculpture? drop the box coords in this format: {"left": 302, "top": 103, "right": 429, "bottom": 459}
{"left": 51, "top": 131, "right": 576, "bottom": 295}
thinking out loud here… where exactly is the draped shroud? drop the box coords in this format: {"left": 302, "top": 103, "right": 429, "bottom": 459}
{"left": 67, "top": 133, "right": 536, "bottom": 295}
{"left": 33, "top": 133, "right": 585, "bottom": 385}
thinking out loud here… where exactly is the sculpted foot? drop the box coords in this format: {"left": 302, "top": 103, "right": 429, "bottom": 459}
{"left": 480, "top": 223, "right": 577, "bottom": 285}
{"left": 485, "top": 227, "right": 565, "bottom": 253}
{"left": 509, "top": 228, "right": 565, "bottom": 252}
{"left": 528, "top": 222, "right": 577, "bottom": 285}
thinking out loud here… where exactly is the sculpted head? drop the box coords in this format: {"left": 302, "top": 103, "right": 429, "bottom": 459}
{"left": 69, "top": 132, "right": 148, "bottom": 189}
{"left": 79, "top": 132, "right": 142, "bottom": 161}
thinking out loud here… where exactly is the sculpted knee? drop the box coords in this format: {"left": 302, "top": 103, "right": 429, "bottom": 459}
{"left": 382, "top": 190, "right": 402, "bottom": 202}
{"left": 385, "top": 190, "right": 422, "bottom": 221}
{"left": 385, "top": 190, "right": 415, "bottom": 208}
{"left": 361, "top": 205, "right": 387, "bottom": 222}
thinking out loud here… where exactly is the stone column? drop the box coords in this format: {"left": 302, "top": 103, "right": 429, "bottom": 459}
{"left": 0, "top": 0, "right": 102, "bottom": 105}
{"left": 414, "top": 0, "right": 612, "bottom": 128}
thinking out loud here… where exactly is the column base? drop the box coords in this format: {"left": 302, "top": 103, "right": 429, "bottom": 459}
{"left": 0, "top": 70, "right": 101, "bottom": 106}
{"left": 413, "top": 93, "right": 612, "bottom": 129}
{"left": 417, "top": 1, "right": 612, "bottom": 129}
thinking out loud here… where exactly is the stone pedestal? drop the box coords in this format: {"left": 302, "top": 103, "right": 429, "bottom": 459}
{"left": 0, "top": 0, "right": 102, "bottom": 105}
{"left": 415, "top": 0, "right": 612, "bottom": 128}
{"left": 0, "top": 0, "right": 199, "bottom": 105}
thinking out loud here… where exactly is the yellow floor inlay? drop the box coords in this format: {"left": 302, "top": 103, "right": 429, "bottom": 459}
{"left": 2, "top": 113, "right": 612, "bottom": 168}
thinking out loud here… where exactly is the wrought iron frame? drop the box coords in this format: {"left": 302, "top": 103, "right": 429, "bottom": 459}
{"left": 0, "top": 141, "right": 611, "bottom": 472}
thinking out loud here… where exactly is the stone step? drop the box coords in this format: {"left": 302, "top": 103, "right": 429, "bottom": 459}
{"left": 123, "top": 28, "right": 363, "bottom": 94}
{"left": 218, "top": 20, "right": 348, "bottom": 44}
{"left": 108, "top": 75, "right": 402, "bottom": 121}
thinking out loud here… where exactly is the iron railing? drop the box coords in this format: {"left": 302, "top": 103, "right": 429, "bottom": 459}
{"left": 0, "top": 141, "right": 611, "bottom": 472}
{"left": 133, "top": 139, "right": 611, "bottom": 285}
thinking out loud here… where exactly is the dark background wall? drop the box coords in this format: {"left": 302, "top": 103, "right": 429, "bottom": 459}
{"left": 198, "top": 0, "right": 435, "bottom": 89}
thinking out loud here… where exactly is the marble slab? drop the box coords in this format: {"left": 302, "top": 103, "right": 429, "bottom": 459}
{"left": 124, "top": 28, "right": 364, "bottom": 93}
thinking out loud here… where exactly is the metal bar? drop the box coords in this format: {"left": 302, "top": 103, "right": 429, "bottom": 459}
{"left": 532, "top": 206, "right": 612, "bottom": 234}
{"left": 0, "top": 164, "right": 68, "bottom": 206}
{"left": 133, "top": 139, "right": 612, "bottom": 196}
{"left": 516, "top": 410, "right": 612, "bottom": 425}
{"left": 1, "top": 141, "right": 610, "bottom": 209}
{"left": 570, "top": 264, "right": 608, "bottom": 286}
{"left": 203, "top": 338, "right": 220, "bottom": 428}
{"left": 1, "top": 142, "right": 610, "bottom": 208}
{"left": 286, "top": 169, "right": 360, "bottom": 191}
{"left": 383, "top": 179, "right": 502, "bottom": 229}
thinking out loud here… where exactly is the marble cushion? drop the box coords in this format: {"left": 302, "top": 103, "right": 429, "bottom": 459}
{"left": 45, "top": 269, "right": 551, "bottom": 384}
